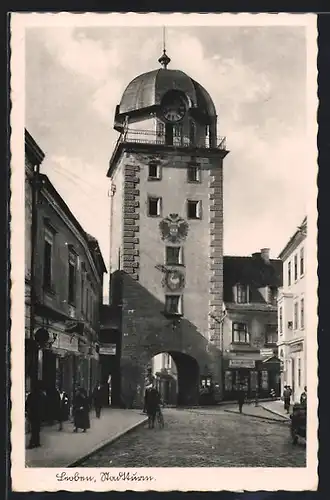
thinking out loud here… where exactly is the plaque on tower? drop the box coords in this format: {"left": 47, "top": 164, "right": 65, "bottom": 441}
{"left": 159, "top": 213, "right": 189, "bottom": 243}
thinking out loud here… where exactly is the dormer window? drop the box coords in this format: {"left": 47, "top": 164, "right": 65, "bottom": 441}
{"left": 267, "top": 286, "right": 278, "bottom": 305}
{"left": 236, "top": 284, "right": 249, "bottom": 304}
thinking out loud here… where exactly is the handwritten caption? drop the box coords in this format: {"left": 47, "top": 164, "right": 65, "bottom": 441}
{"left": 56, "top": 471, "right": 155, "bottom": 484}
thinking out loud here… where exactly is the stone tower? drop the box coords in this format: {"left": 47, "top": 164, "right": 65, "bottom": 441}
{"left": 107, "top": 50, "right": 229, "bottom": 408}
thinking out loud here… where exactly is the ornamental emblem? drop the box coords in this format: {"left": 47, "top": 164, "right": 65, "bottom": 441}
{"left": 162, "top": 269, "right": 185, "bottom": 291}
{"left": 159, "top": 213, "right": 189, "bottom": 243}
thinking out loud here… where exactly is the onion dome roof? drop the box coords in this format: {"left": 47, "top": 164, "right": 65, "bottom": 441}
{"left": 118, "top": 68, "right": 216, "bottom": 118}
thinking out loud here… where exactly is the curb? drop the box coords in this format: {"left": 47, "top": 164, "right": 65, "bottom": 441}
{"left": 259, "top": 404, "right": 291, "bottom": 421}
{"left": 223, "top": 408, "right": 290, "bottom": 424}
{"left": 68, "top": 417, "right": 148, "bottom": 467}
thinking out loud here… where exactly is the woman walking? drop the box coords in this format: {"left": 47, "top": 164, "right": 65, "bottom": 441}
{"left": 73, "top": 387, "right": 90, "bottom": 432}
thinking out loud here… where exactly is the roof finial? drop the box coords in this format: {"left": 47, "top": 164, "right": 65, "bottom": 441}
{"left": 158, "top": 26, "right": 171, "bottom": 69}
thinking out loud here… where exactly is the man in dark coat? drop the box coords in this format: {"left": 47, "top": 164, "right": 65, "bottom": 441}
{"left": 73, "top": 387, "right": 90, "bottom": 432}
{"left": 237, "top": 386, "right": 246, "bottom": 414}
{"left": 92, "top": 383, "right": 103, "bottom": 418}
{"left": 144, "top": 383, "right": 161, "bottom": 429}
{"left": 300, "top": 386, "right": 307, "bottom": 406}
{"left": 283, "top": 385, "right": 292, "bottom": 413}
{"left": 55, "top": 385, "right": 69, "bottom": 431}
{"left": 26, "top": 381, "right": 45, "bottom": 449}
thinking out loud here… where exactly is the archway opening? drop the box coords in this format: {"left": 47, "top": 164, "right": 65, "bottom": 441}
{"left": 146, "top": 351, "right": 200, "bottom": 407}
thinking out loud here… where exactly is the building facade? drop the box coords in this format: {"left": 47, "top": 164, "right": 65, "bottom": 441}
{"left": 152, "top": 353, "right": 178, "bottom": 405}
{"left": 222, "top": 249, "right": 283, "bottom": 400}
{"left": 277, "top": 217, "right": 307, "bottom": 403}
{"left": 25, "top": 130, "right": 107, "bottom": 405}
{"left": 107, "top": 51, "right": 228, "bottom": 408}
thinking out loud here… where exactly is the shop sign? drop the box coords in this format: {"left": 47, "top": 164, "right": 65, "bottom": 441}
{"left": 260, "top": 348, "right": 274, "bottom": 357}
{"left": 99, "top": 344, "right": 116, "bottom": 356}
{"left": 290, "top": 342, "right": 303, "bottom": 353}
{"left": 229, "top": 359, "right": 255, "bottom": 369}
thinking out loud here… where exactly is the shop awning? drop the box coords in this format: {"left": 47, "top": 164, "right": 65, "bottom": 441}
{"left": 262, "top": 355, "right": 281, "bottom": 364}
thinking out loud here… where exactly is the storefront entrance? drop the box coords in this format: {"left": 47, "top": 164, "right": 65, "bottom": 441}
{"left": 223, "top": 357, "right": 281, "bottom": 400}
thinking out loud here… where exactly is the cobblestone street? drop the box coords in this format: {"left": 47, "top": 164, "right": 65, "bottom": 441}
{"left": 80, "top": 407, "right": 306, "bottom": 468}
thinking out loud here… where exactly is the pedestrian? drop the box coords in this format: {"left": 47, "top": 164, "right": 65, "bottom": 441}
{"left": 55, "top": 385, "right": 70, "bottom": 431}
{"left": 283, "top": 385, "right": 291, "bottom": 413}
{"left": 92, "top": 382, "right": 103, "bottom": 419}
{"left": 237, "top": 385, "right": 246, "bottom": 414}
{"left": 26, "top": 380, "right": 46, "bottom": 449}
{"left": 73, "top": 387, "right": 90, "bottom": 432}
{"left": 300, "top": 386, "right": 307, "bottom": 406}
{"left": 144, "top": 382, "right": 161, "bottom": 429}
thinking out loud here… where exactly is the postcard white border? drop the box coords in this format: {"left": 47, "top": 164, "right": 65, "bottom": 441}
{"left": 10, "top": 12, "right": 318, "bottom": 492}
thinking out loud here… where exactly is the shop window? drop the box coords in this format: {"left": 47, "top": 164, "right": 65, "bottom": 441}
{"left": 232, "top": 322, "right": 249, "bottom": 344}
{"left": 68, "top": 250, "right": 77, "bottom": 305}
{"left": 265, "top": 324, "right": 278, "bottom": 345}
{"left": 250, "top": 371, "right": 258, "bottom": 391}
{"left": 261, "top": 371, "right": 269, "bottom": 390}
{"left": 224, "top": 371, "right": 233, "bottom": 391}
{"left": 288, "top": 261, "right": 292, "bottom": 287}
{"left": 148, "top": 196, "right": 162, "bottom": 217}
{"left": 300, "top": 297, "right": 305, "bottom": 329}
{"left": 165, "top": 295, "right": 183, "bottom": 315}
{"left": 300, "top": 247, "right": 305, "bottom": 276}
{"left": 187, "top": 200, "right": 202, "bottom": 219}
{"left": 166, "top": 246, "right": 183, "bottom": 265}
{"left": 236, "top": 284, "right": 248, "bottom": 303}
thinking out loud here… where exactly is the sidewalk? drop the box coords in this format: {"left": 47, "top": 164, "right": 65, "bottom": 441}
{"left": 259, "top": 400, "right": 292, "bottom": 420}
{"left": 25, "top": 408, "right": 147, "bottom": 468}
{"left": 223, "top": 402, "right": 289, "bottom": 423}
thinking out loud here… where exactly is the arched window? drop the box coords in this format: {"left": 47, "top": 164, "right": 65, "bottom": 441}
{"left": 189, "top": 120, "right": 196, "bottom": 145}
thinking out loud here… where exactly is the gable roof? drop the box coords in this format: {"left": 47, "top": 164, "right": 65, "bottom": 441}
{"left": 223, "top": 255, "right": 283, "bottom": 302}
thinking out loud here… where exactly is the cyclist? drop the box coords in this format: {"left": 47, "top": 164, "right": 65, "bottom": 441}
{"left": 144, "top": 382, "right": 161, "bottom": 429}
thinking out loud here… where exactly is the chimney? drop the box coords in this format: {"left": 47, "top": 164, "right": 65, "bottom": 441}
{"left": 260, "top": 248, "right": 270, "bottom": 263}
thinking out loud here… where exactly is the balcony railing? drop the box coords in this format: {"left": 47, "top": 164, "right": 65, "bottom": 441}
{"left": 116, "top": 128, "right": 227, "bottom": 151}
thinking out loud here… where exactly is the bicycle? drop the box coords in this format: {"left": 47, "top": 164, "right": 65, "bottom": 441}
{"left": 156, "top": 407, "right": 164, "bottom": 429}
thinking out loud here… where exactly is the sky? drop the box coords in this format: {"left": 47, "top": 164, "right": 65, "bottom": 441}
{"left": 25, "top": 23, "right": 309, "bottom": 298}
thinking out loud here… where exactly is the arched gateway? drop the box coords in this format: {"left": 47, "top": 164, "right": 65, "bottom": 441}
{"left": 107, "top": 49, "right": 229, "bottom": 408}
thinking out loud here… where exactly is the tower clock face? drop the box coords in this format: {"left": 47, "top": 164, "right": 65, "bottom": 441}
{"left": 162, "top": 97, "right": 187, "bottom": 123}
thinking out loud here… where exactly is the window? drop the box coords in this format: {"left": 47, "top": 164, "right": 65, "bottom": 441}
{"left": 288, "top": 261, "right": 292, "bottom": 287}
{"left": 279, "top": 306, "right": 283, "bottom": 334}
{"left": 294, "top": 301, "right": 299, "bottom": 330}
{"left": 294, "top": 254, "right": 298, "bottom": 281}
{"left": 300, "top": 247, "right": 304, "bottom": 276}
{"left": 165, "top": 295, "right": 182, "bottom": 315}
{"left": 261, "top": 371, "right": 269, "bottom": 390}
{"left": 166, "top": 246, "right": 183, "bottom": 265}
{"left": 148, "top": 196, "right": 162, "bottom": 217}
{"left": 224, "top": 371, "right": 233, "bottom": 391}
{"left": 148, "top": 163, "right": 161, "bottom": 180}
{"left": 43, "top": 228, "right": 54, "bottom": 290}
{"left": 86, "top": 288, "right": 89, "bottom": 318}
{"left": 187, "top": 165, "right": 201, "bottom": 182}
{"left": 236, "top": 284, "right": 248, "bottom": 303}
{"left": 81, "top": 271, "right": 85, "bottom": 314}
{"left": 267, "top": 286, "right": 278, "bottom": 305}
{"left": 265, "top": 324, "right": 278, "bottom": 345}
{"left": 300, "top": 298, "right": 305, "bottom": 329}
{"left": 189, "top": 120, "right": 196, "bottom": 145}
{"left": 187, "top": 200, "right": 202, "bottom": 219}
{"left": 173, "top": 124, "right": 183, "bottom": 146}
{"left": 232, "top": 322, "right": 249, "bottom": 344}
{"left": 68, "top": 251, "right": 77, "bottom": 305}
